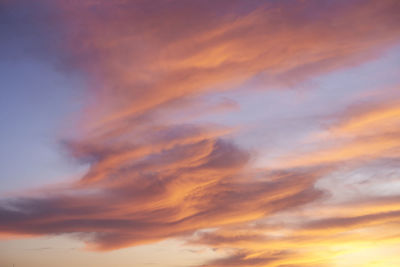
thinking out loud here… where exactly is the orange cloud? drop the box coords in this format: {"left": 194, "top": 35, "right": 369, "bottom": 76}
{"left": 1, "top": 2, "right": 400, "bottom": 267}
{"left": 191, "top": 194, "right": 400, "bottom": 266}
{"left": 187, "top": 97, "right": 400, "bottom": 266}
{"left": 52, "top": 0, "right": 400, "bottom": 130}
{"left": 272, "top": 97, "right": 400, "bottom": 168}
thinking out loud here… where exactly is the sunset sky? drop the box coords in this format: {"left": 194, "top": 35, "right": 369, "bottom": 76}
{"left": 1, "top": 1, "right": 400, "bottom": 266}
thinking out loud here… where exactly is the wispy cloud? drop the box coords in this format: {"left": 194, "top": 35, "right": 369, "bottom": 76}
{"left": 1, "top": 0, "right": 400, "bottom": 266}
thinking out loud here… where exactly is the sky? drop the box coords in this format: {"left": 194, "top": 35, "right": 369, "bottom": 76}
{"left": 0, "top": 0, "right": 400, "bottom": 266}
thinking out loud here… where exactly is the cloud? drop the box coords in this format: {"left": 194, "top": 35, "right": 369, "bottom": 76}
{"left": 201, "top": 250, "right": 296, "bottom": 267}
{"left": 191, "top": 184, "right": 400, "bottom": 266}
{"left": 1, "top": 2, "right": 400, "bottom": 267}
{"left": 301, "top": 209, "right": 400, "bottom": 232}
{"left": 185, "top": 95, "right": 400, "bottom": 266}
{"left": 0, "top": 137, "right": 325, "bottom": 250}
{"left": 272, "top": 96, "right": 400, "bottom": 168}
{"left": 7, "top": 0, "right": 396, "bottom": 131}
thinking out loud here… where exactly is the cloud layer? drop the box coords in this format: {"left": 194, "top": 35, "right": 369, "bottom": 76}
{"left": 1, "top": 0, "right": 400, "bottom": 266}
